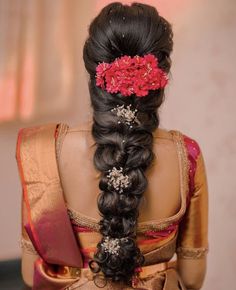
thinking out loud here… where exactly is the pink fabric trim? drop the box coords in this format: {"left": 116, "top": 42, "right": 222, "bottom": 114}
{"left": 144, "top": 223, "right": 178, "bottom": 238}
{"left": 183, "top": 134, "right": 201, "bottom": 206}
{"left": 71, "top": 224, "right": 94, "bottom": 233}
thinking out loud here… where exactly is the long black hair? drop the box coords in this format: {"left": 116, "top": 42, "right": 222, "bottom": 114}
{"left": 83, "top": 1, "right": 173, "bottom": 286}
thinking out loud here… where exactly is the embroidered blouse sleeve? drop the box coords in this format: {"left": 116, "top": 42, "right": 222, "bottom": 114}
{"left": 176, "top": 136, "right": 209, "bottom": 289}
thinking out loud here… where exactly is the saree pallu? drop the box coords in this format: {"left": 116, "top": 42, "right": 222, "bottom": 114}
{"left": 17, "top": 124, "right": 82, "bottom": 290}
{"left": 16, "top": 123, "right": 208, "bottom": 290}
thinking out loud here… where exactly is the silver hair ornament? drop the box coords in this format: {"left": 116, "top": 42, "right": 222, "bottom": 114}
{"left": 111, "top": 104, "right": 140, "bottom": 129}
{"left": 101, "top": 236, "right": 129, "bottom": 256}
{"left": 107, "top": 166, "right": 130, "bottom": 193}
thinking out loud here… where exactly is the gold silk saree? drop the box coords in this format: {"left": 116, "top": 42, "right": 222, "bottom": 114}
{"left": 16, "top": 123, "right": 209, "bottom": 290}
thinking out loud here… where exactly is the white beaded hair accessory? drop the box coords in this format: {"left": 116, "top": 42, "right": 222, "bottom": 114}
{"left": 107, "top": 166, "right": 130, "bottom": 193}
{"left": 111, "top": 104, "right": 141, "bottom": 129}
{"left": 101, "top": 236, "right": 128, "bottom": 256}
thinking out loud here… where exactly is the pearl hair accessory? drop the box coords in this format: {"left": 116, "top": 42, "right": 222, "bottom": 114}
{"left": 107, "top": 166, "right": 130, "bottom": 193}
{"left": 111, "top": 104, "right": 141, "bottom": 129}
{"left": 101, "top": 236, "right": 128, "bottom": 256}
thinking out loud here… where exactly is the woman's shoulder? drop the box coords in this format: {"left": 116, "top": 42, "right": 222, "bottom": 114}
{"left": 17, "top": 122, "right": 202, "bottom": 152}
{"left": 157, "top": 127, "right": 202, "bottom": 157}
{"left": 15, "top": 122, "right": 59, "bottom": 159}
{"left": 16, "top": 122, "right": 59, "bottom": 148}
{"left": 16, "top": 122, "right": 59, "bottom": 138}
{"left": 61, "top": 122, "right": 202, "bottom": 150}
{"left": 161, "top": 128, "right": 204, "bottom": 184}
{"left": 64, "top": 122, "right": 202, "bottom": 155}
{"left": 66, "top": 120, "right": 92, "bottom": 133}
{"left": 158, "top": 126, "right": 202, "bottom": 156}
{"left": 180, "top": 131, "right": 202, "bottom": 160}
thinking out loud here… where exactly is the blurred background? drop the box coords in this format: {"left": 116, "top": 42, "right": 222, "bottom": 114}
{"left": 0, "top": 0, "right": 235, "bottom": 289}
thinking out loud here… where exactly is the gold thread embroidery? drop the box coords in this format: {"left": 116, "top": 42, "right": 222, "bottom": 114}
{"left": 176, "top": 246, "right": 209, "bottom": 259}
{"left": 67, "top": 206, "right": 100, "bottom": 231}
{"left": 178, "top": 130, "right": 190, "bottom": 200}
{"left": 19, "top": 237, "right": 38, "bottom": 255}
{"left": 55, "top": 123, "right": 69, "bottom": 162}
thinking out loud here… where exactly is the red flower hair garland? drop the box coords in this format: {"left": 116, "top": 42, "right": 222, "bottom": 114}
{"left": 95, "top": 54, "right": 168, "bottom": 97}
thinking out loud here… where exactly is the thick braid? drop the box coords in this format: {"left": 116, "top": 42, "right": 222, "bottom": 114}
{"left": 83, "top": 2, "right": 173, "bottom": 286}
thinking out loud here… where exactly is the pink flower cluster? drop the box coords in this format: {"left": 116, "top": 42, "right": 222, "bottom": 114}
{"left": 95, "top": 54, "right": 168, "bottom": 97}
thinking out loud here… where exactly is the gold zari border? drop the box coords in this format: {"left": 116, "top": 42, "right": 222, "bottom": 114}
{"left": 19, "top": 237, "right": 38, "bottom": 255}
{"left": 176, "top": 246, "right": 209, "bottom": 259}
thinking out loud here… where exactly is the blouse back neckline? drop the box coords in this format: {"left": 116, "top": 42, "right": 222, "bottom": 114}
{"left": 55, "top": 123, "right": 190, "bottom": 233}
